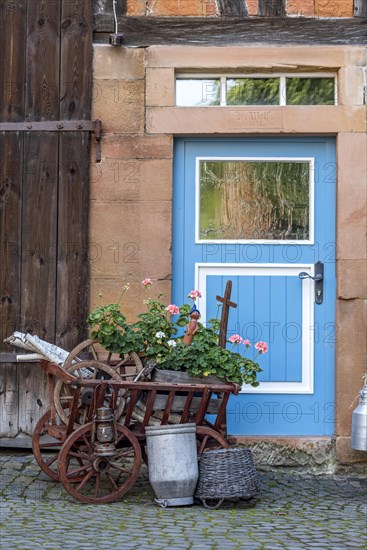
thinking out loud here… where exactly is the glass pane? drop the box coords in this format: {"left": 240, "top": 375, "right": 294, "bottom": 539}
{"left": 175, "top": 79, "right": 220, "bottom": 106}
{"left": 199, "top": 160, "right": 310, "bottom": 240}
{"left": 226, "top": 78, "right": 280, "bottom": 106}
{"left": 286, "top": 77, "right": 335, "bottom": 105}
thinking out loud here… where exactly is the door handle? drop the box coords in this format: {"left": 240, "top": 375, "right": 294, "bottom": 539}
{"left": 298, "top": 261, "right": 324, "bottom": 305}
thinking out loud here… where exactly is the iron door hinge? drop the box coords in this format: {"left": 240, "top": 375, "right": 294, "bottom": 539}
{"left": 0, "top": 120, "right": 102, "bottom": 162}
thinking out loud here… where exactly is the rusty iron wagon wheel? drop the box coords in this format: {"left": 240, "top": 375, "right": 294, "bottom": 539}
{"left": 53, "top": 360, "right": 126, "bottom": 426}
{"left": 58, "top": 422, "right": 142, "bottom": 504}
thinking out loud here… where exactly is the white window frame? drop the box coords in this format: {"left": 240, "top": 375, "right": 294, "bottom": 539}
{"left": 195, "top": 263, "right": 315, "bottom": 395}
{"left": 175, "top": 72, "right": 338, "bottom": 106}
{"left": 195, "top": 156, "right": 315, "bottom": 245}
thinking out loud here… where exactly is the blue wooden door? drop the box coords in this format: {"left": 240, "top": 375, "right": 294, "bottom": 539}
{"left": 173, "top": 137, "right": 336, "bottom": 436}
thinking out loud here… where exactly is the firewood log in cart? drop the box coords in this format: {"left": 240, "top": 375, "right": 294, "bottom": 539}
{"left": 32, "top": 359, "right": 239, "bottom": 504}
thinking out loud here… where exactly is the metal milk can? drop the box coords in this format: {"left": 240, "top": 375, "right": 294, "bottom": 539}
{"left": 351, "top": 386, "right": 367, "bottom": 451}
{"left": 145, "top": 423, "right": 198, "bottom": 507}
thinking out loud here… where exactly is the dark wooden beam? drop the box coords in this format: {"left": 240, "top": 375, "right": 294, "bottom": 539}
{"left": 258, "top": 0, "right": 286, "bottom": 17}
{"left": 354, "top": 0, "right": 367, "bottom": 18}
{"left": 93, "top": 17, "right": 367, "bottom": 46}
{"left": 216, "top": 0, "right": 248, "bottom": 17}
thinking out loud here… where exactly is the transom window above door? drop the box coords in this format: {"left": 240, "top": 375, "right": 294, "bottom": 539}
{"left": 196, "top": 158, "right": 314, "bottom": 243}
{"left": 176, "top": 74, "right": 336, "bottom": 106}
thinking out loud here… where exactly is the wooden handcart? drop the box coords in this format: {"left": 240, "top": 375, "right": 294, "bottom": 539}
{"left": 32, "top": 350, "right": 239, "bottom": 504}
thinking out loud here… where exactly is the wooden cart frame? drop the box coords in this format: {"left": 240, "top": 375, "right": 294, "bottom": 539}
{"left": 33, "top": 359, "right": 239, "bottom": 504}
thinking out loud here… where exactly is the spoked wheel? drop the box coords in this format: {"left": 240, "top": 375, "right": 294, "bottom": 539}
{"left": 63, "top": 338, "right": 143, "bottom": 379}
{"left": 32, "top": 408, "right": 89, "bottom": 483}
{"left": 32, "top": 409, "right": 62, "bottom": 481}
{"left": 54, "top": 361, "right": 126, "bottom": 426}
{"left": 58, "top": 422, "right": 142, "bottom": 504}
{"left": 196, "top": 426, "right": 229, "bottom": 458}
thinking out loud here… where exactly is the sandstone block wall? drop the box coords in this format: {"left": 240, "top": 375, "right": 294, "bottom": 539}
{"left": 91, "top": 46, "right": 173, "bottom": 317}
{"left": 90, "top": 42, "right": 366, "bottom": 466}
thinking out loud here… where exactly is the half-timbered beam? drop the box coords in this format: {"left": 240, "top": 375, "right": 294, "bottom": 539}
{"left": 93, "top": 17, "right": 367, "bottom": 46}
{"left": 354, "top": 0, "right": 367, "bottom": 18}
{"left": 258, "top": 0, "right": 286, "bottom": 17}
{"left": 216, "top": 0, "right": 248, "bottom": 17}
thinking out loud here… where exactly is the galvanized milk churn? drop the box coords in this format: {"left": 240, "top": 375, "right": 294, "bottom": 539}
{"left": 350, "top": 385, "right": 367, "bottom": 451}
{"left": 145, "top": 423, "right": 198, "bottom": 507}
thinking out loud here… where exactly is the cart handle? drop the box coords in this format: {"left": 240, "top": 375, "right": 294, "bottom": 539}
{"left": 39, "top": 360, "right": 77, "bottom": 384}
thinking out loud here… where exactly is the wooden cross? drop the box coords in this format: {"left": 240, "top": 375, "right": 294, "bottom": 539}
{"left": 216, "top": 280, "right": 237, "bottom": 348}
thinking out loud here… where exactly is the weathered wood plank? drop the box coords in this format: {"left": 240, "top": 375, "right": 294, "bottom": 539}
{"left": 0, "top": 133, "right": 22, "bottom": 346}
{"left": 61, "top": 0, "right": 93, "bottom": 120}
{"left": 0, "top": 0, "right": 27, "bottom": 122}
{"left": 21, "top": 133, "right": 58, "bottom": 342}
{"left": 0, "top": 1, "right": 26, "bottom": 440}
{"left": 0, "top": 364, "right": 19, "bottom": 437}
{"left": 1, "top": 0, "right": 94, "bottom": 443}
{"left": 258, "top": 0, "right": 285, "bottom": 17}
{"left": 0, "top": 435, "right": 33, "bottom": 448}
{"left": 354, "top": 0, "right": 367, "bottom": 18}
{"left": 140, "top": 391, "right": 223, "bottom": 413}
{"left": 57, "top": 0, "right": 93, "bottom": 350}
{"left": 17, "top": 362, "right": 49, "bottom": 435}
{"left": 0, "top": 354, "right": 22, "bottom": 363}
{"left": 56, "top": 133, "right": 90, "bottom": 350}
{"left": 217, "top": 0, "right": 248, "bottom": 17}
{"left": 93, "top": 17, "right": 367, "bottom": 45}
{"left": 25, "top": 0, "right": 61, "bottom": 121}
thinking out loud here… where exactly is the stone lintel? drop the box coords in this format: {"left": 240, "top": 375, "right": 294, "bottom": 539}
{"left": 147, "top": 106, "right": 366, "bottom": 134}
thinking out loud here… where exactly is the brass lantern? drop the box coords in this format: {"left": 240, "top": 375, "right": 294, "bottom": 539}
{"left": 92, "top": 407, "right": 118, "bottom": 457}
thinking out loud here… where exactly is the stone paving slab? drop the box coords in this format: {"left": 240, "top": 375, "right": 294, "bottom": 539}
{"left": 0, "top": 451, "right": 366, "bottom": 550}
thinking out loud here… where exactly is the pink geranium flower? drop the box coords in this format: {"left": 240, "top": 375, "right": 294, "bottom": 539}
{"left": 243, "top": 339, "right": 251, "bottom": 348}
{"left": 188, "top": 290, "right": 202, "bottom": 300}
{"left": 255, "top": 341, "right": 268, "bottom": 354}
{"left": 229, "top": 334, "right": 243, "bottom": 345}
{"left": 165, "top": 304, "right": 180, "bottom": 315}
{"left": 142, "top": 278, "right": 153, "bottom": 287}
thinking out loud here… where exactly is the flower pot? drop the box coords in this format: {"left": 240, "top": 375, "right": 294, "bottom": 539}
{"left": 152, "top": 368, "right": 225, "bottom": 386}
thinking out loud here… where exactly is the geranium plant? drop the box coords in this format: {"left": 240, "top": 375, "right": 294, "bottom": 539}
{"left": 87, "top": 280, "right": 268, "bottom": 387}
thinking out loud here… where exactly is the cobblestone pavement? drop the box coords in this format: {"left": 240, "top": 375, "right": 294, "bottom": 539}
{"left": 0, "top": 450, "right": 366, "bottom": 550}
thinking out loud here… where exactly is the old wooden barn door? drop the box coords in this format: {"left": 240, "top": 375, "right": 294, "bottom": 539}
{"left": 0, "top": 1, "right": 93, "bottom": 444}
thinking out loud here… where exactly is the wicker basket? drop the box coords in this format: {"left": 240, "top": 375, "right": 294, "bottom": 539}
{"left": 194, "top": 448, "right": 260, "bottom": 509}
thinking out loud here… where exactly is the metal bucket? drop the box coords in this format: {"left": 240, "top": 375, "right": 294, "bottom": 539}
{"left": 145, "top": 423, "right": 198, "bottom": 507}
{"left": 351, "top": 387, "right": 367, "bottom": 451}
